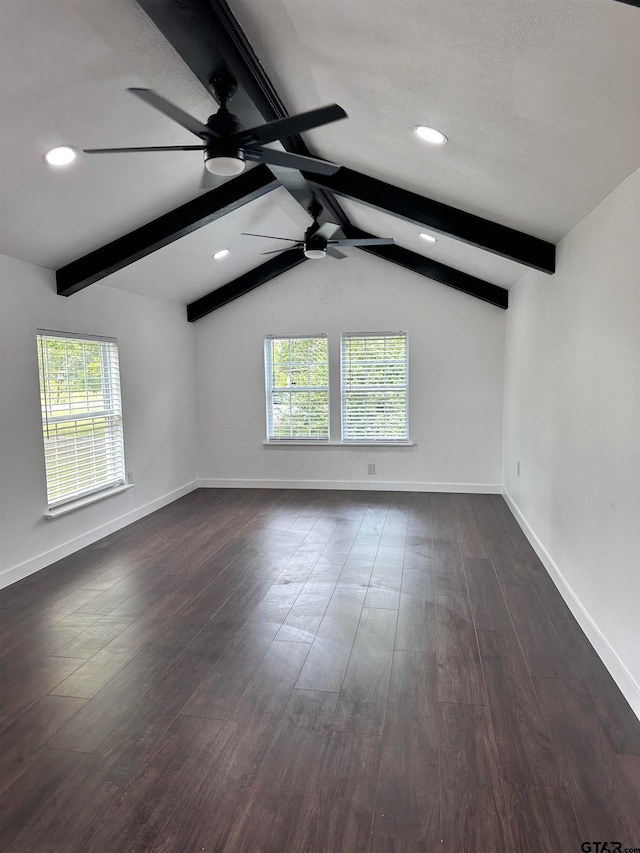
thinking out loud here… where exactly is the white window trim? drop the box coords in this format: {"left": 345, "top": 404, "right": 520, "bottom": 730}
{"left": 340, "top": 331, "right": 409, "bottom": 443}
{"left": 262, "top": 440, "right": 415, "bottom": 447}
{"left": 37, "top": 329, "right": 126, "bottom": 511}
{"left": 44, "top": 482, "right": 135, "bottom": 519}
{"left": 264, "top": 334, "right": 330, "bottom": 442}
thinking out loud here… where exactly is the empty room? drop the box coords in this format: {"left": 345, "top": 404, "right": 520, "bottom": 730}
{"left": 0, "top": 0, "right": 639, "bottom": 850}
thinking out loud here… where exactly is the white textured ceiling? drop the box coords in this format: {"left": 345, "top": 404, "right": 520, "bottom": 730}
{"left": 0, "top": 0, "right": 638, "bottom": 306}
{"left": 231, "top": 0, "right": 640, "bottom": 242}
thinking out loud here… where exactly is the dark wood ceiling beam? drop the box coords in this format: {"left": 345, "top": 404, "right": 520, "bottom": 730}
{"left": 343, "top": 226, "right": 508, "bottom": 309}
{"left": 56, "top": 165, "right": 278, "bottom": 296}
{"left": 130, "top": 0, "right": 523, "bottom": 309}
{"left": 187, "top": 249, "right": 307, "bottom": 321}
{"left": 136, "top": 0, "right": 349, "bottom": 227}
{"left": 303, "top": 168, "right": 556, "bottom": 274}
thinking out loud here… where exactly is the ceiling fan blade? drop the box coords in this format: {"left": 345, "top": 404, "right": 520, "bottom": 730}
{"left": 242, "top": 148, "right": 264, "bottom": 162}
{"left": 83, "top": 145, "right": 205, "bottom": 154}
{"left": 241, "top": 232, "right": 299, "bottom": 242}
{"left": 333, "top": 237, "right": 396, "bottom": 247}
{"left": 256, "top": 148, "right": 340, "bottom": 175}
{"left": 315, "top": 222, "right": 341, "bottom": 240}
{"left": 128, "top": 88, "right": 214, "bottom": 139}
{"left": 262, "top": 246, "right": 303, "bottom": 255}
{"left": 235, "top": 104, "right": 347, "bottom": 146}
{"left": 326, "top": 247, "right": 347, "bottom": 259}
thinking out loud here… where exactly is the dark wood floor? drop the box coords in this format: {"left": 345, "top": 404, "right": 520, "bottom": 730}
{"left": 1, "top": 489, "right": 639, "bottom": 852}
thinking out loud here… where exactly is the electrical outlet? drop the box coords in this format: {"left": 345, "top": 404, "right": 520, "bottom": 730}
{"left": 127, "top": 471, "right": 134, "bottom": 484}
{"left": 517, "top": 461, "right": 520, "bottom": 477}
{"left": 367, "top": 463, "right": 376, "bottom": 475}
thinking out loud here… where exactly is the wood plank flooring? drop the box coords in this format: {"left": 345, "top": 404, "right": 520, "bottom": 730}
{"left": 1, "top": 488, "right": 639, "bottom": 852}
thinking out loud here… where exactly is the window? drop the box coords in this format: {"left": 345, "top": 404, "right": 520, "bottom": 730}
{"left": 37, "top": 330, "right": 125, "bottom": 509}
{"left": 341, "top": 332, "right": 408, "bottom": 442}
{"left": 265, "top": 335, "right": 329, "bottom": 440}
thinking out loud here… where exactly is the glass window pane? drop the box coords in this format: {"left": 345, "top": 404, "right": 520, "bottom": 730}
{"left": 265, "top": 336, "right": 328, "bottom": 440}
{"left": 37, "top": 332, "right": 126, "bottom": 508}
{"left": 341, "top": 333, "right": 408, "bottom": 441}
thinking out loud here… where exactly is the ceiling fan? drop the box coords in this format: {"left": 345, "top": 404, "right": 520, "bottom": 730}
{"left": 243, "top": 202, "right": 395, "bottom": 259}
{"left": 83, "top": 72, "right": 346, "bottom": 179}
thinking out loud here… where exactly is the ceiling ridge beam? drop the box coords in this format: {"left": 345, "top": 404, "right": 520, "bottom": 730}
{"left": 187, "top": 249, "right": 307, "bottom": 321}
{"left": 303, "top": 167, "right": 556, "bottom": 274}
{"left": 343, "top": 227, "right": 508, "bottom": 309}
{"left": 56, "top": 165, "right": 279, "bottom": 296}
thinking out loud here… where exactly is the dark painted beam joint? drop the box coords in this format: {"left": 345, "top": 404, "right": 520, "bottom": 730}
{"left": 304, "top": 168, "right": 556, "bottom": 274}
{"left": 343, "top": 226, "right": 508, "bottom": 309}
{"left": 187, "top": 249, "right": 307, "bottom": 321}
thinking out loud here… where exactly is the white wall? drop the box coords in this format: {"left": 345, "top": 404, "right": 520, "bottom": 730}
{"left": 0, "top": 254, "right": 198, "bottom": 587}
{"left": 503, "top": 169, "right": 640, "bottom": 715}
{"left": 195, "top": 251, "right": 505, "bottom": 491}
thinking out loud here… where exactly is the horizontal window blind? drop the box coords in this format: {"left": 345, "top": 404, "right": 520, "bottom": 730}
{"left": 341, "top": 332, "right": 408, "bottom": 442}
{"left": 37, "top": 331, "right": 125, "bottom": 508}
{"left": 265, "top": 335, "right": 329, "bottom": 440}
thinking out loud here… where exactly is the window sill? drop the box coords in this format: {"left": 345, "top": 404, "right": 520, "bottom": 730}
{"left": 262, "top": 440, "right": 416, "bottom": 447}
{"left": 44, "top": 483, "right": 135, "bottom": 519}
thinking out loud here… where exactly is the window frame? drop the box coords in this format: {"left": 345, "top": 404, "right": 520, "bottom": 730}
{"left": 340, "top": 331, "right": 409, "bottom": 443}
{"left": 264, "top": 334, "right": 330, "bottom": 442}
{"left": 37, "top": 329, "right": 126, "bottom": 510}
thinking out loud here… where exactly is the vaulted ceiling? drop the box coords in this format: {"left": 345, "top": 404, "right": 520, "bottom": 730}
{"left": 0, "top": 0, "right": 638, "bottom": 317}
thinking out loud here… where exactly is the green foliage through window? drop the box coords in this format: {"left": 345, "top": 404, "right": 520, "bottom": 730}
{"left": 265, "top": 336, "right": 329, "bottom": 440}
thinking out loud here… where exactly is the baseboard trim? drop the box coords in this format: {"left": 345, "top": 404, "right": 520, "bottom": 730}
{"left": 0, "top": 481, "right": 199, "bottom": 591}
{"left": 502, "top": 488, "right": 640, "bottom": 720}
{"left": 198, "top": 478, "right": 502, "bottom": 494}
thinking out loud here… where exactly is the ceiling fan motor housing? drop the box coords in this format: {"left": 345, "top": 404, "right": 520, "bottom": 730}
{"left": 204, "top": 145, "right": 245, "bottom": 175}
{"left": 204, "top": 109, "right": 246, "bottom": 175}
{"left": 304, "top": 229, "right": 328, "bottom": 259}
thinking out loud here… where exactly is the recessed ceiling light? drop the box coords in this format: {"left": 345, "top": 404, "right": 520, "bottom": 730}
{"left": 419, "top": 233, "right": 437, "bottom": 243}
{"left": 213, "top": 249, "right": 229, "bottom": 260}
{"left": 44, "top": 146, "right": 77, "bottom": 166}
{"left": 413, "top": 126, "right": 448, "bottom": 145}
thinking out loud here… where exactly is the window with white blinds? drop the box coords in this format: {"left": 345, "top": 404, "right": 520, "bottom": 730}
{"left": 265, "top": 335, "right": 329, "bottom": 440}
{"left": 37, "top": 331, "right": 126, "bottom": 509}
{"left": 341, "top": 332, "right": 409, "bottom": 442}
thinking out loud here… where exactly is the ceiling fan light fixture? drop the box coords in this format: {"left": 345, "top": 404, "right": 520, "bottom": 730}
{"left": 304, "top": 247, "right": 327, "bottom": 260}
{"left": 413, "top": 125, "right": 448, "bottom": 145}
{"left": 205, "top": 153, "right": 246, "bottom": 176}
{"left": 419, "top": 233, "right": 437, "bottom": 243}
{"left": 44, "top": 145, "right": 77, "bottom": 166}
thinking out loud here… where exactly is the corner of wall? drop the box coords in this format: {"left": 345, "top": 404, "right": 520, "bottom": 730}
{"left": 0, "top": 482, "right": 198, "bottom": 592}
{"left": 502, "top": 486, "right": 640, "bottom": 720}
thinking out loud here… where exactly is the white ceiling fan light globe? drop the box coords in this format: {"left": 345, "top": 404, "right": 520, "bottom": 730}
{"left": 205, "top": 156, "right": 246, "bottom": 176}
{"left": 304, "top": 247, "right": 327, "bottom": 259}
